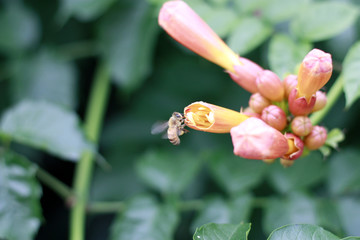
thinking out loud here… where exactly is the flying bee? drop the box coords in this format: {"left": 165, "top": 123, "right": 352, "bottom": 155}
{"left": 151, "top": 112, "right": 188, "bottom": 145}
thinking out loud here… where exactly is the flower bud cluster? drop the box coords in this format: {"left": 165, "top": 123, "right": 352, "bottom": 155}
{"left": 158, "top": 1, "right": 331, "bottom": 167}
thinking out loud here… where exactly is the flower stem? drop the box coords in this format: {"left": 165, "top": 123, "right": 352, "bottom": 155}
{"left": 69, "top": 62, "right": 110, "bottom": 240}
{"left": 36, "top": 167, "right": 73, "bottom": 200}
{"left": 310, "top": 76, "right": 343, "bottom": 125}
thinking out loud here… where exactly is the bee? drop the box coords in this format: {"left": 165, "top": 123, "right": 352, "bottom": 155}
{"left": 151, "top": 112, "right": 188, "bottom": 145}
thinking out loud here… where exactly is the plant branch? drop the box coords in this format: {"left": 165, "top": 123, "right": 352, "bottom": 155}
{"left": 69, "top": 62, "right": 110, "bottom": 240}
{"left": 310, "top": 76, "right": 344, "bottom": 125}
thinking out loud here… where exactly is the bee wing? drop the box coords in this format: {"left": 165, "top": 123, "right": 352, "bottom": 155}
{"left": 151, "top": 121, "right": 168, "bottom": 135}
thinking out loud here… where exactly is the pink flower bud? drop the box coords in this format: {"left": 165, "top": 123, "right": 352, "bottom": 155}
{"left": 249, "top": 93, "right": 271, "bottom": 114}
{"left": 312, "top": 91, "right": 327, "bottom": 112}
{"left": 231, "top": 117, "right": 289, "bottom": 160}
{"left": 256, "top": 70, "right": 285, "bottom": 102}
{"left": 158, "top": 1, "right": 241, "bottom": 72}
{"left": 283, "top": 74, "right": 298, "bottom": 99}
{"left": 282, "top": 133, "right": 304, "bottom": 161}
{"left": 228, "top": 57, "right": 263, "bottom": 93}
{"left": 261, "top": 105, "right": 287, "bottom": 131}
{"left": 242, "top": 107, "right": 261, "bottom": 118}
{"left": 304, "top": 126, "right": 327, "bottom": 150}
{"left": 291, "top": 116, "right": 313, "bottom": 137}
{"left": 288, "top": 88, "right": 316, "bottom": 116}
{"left": 297, "top": 49, "right": 332, "bottom": 103}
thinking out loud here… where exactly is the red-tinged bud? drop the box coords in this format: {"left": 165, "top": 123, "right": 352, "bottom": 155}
{"left": 261, "top": 105, "right": 287, "bottom": 131}
{"left": 231, "top": 117, "right": 289, "bottom": 160}
{"left": 256, "top": 70, "right": 285, "bottom": 102}
{"left": 249, "top": 93, "right": 271, "bottom": 114}
{"left": 158, "top": 1, "right": 241, "bottom": 72}
{"left": 283, "top": 74, "right": 298, "bottom": 99}
{"left": 291, "top": 116, "right": 312, "bottom": 137}
{"left": 297, "top": 49, "right": 332, "bottom": 103}
{"left": 288, "top": 88, "right": 316, "bottom": 116}
{"left": 304, "top": 126, "right": 327, "bottom": 150}
{"left": 242, "top": 107, "right": 261, "bottom": 118}
{"left": 228, "top": 57, "right": 263, "bottom": 93}
{"left": 312, "top": 91, "right": 327, "bottom": 112}
{"left": 282, "top": 133, "right": 304, "bottom": 161}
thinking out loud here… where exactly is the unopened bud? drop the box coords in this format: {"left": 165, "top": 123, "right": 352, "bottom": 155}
{"left": 304, "top": 126, "right": 327, "bottom": 150}
{"left": 249, "top": 93, "right": 271, "bottom": 114}
{"left": 312, "top": 91, "right": 327, "bottom": 112}
{"left": 291, "top": 116, "right": 312, "bottom": 137}
{"left": 297, "top": 49, "right": 332, "bottom": 103}
{"left": 256, "top": 70, "right": 284, "bottom": 102}
{"left": 229, "top": 57, "right": 263, "bottom": 93}
{"left": 282, "top": 133, "right": 304, "bottom": 161}
{"left": 242, "top": 107, "right": 261, "bottom": 118}
{"left": 288, "top": 88, "right": 316, "bottom": 116}
{"left": 261, "top": 105, "right": 287, "bottom": 131}
{"left": 283, "top": 74, "right": 298, "bottom": 99}
{"left": 231, "top": 117, "right": 289, "bottom": 160}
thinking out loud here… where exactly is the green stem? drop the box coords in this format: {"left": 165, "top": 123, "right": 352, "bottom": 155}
{"left": 36, "top": 167, "right": 73, "bottom": 200}
{"left": 69, "top": 62, "right": 110, "bottom": 240}
{"left": 310, "top": 76, "right": 344, "bottom": 125}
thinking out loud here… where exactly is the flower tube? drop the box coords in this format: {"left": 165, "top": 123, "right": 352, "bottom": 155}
{"left": 184, "top": 101, "right": 249, "bottom": 133}
{"left": 158, "top": 1, "right": 241, "bottom": 72}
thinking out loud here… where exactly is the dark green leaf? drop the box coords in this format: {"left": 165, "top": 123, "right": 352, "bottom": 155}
{"left": 337, "top": 197, "right": 360, "bottom": 236}
{"left": 0, "top": 1, "right": 40, "bottom": 54}
{"left": 58, "top": 0, "right": 116, "bottom": 21}
{"left": 10, "top": 48, "right": 77, "bottom": 109}
{"left": 110, "top": 195, "right": 178, "bottom": 240}
{"left": 261, "top": 0, "right": 310, "bottom": 24}
{"left": 268, "top": 34, "right": 311, "bottom": 78}
{"left": 0, "top": 100, "right": 92, "bottom": 161}
{"left": 97, "top": 0, "right": 159, "bottom": 93}
{"left": 0, "top": 150, "right": 42, "bottom": 240}
{"left": 327, "top": 148, "right": 360, "bottom": 195}
{"left": 268, "top": 224, "right": 339, "bottom": 240}
{"left": 290, "top": 2, "right": 358, "bottom": 41}
{"left": 191, "top": 194, "right": 253, "bottom": 232}
{"left": 136, "top": 149, "right": 202, "bottom": 195}
{"left": 342, "top": 41, "right": 360, "bottom": 108}
{"left": 193, "top": 222, "right": 251, "bottom": 240}
{"left": 325, "top": 128, "right": 345, "bottom": 149}
{"left": 208, "top": 151, "right": 268, "bottom": 195}
{"left": 227, "top": 17, "right": 272, "bottom": 55}
{"left": 267, "top": 152, "right": 325, "bottom": 194}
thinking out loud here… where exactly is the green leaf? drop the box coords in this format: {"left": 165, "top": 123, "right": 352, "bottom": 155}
{"left": 10, "top": 48, "right": 77, "bottom": 109}
{"left": 193, "top": 222, "right": 251, "bottom": 240}
{"left": 263, "top": 193, "right": 318, "bottom": 234}
{"left": 58, "top": 0, "right": 116, "bottom": 21}
{"left": 268, "top": 34, "right": 311, "bottom": 78}
{"left": 97, "top": 0, "right": 159, "bottom": 93}
{"left": 227, "top": 17, "right": 272, "bottom": 55}
{"left": 110, "top": 195, "right": 178, "bottom": 240}
{"left": 342, "top": 41, "right": 360, "bottom": 108}
{"left": 0, "top": 150, "right": 42, "bottom": 240}
{"left": 325, "top": 128, "right": 345, "bottom": 149}
{"left": 327, "top": 148, "right": 360, "bottom": 195}
{"left": 233, "top": 0, "right": 267, "bottom": 14}
{"left": 261, "top": 0, "right": 310, "bottom": 24}
{"left": 0, "top": 1, "right": 40, "bottom": 54}
{"left": 208, "top": 151, "right": 268, "bottom": 195}
{"left": 202, "top": 7, "right": 238, "bottom": 38}
{"left": 0, "top": 100, "right": 92, "bottom": 161}
{"left": 136, "top": 149, "right": 202, "bottom": 195}
{"left": 268, "top": 224, "right": 339, "bottom": 240}
{"left": 267, "top": 152, "right": 326, "bottom": 194}
{"left": 191, "top": 194, "right": 253, "bottom": 232}
{"left": 290, "top": 2, "right": 358, "bottom": 41}
{"left": 336, "top": 197, "right": 360, "bottom": 237}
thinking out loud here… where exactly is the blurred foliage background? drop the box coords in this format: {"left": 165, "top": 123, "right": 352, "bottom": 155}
{"left": 1, "top": 0, "right": 360, "bottom": 239}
